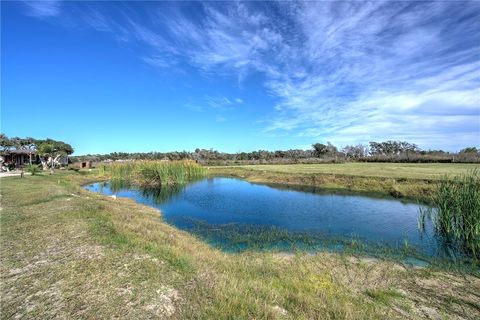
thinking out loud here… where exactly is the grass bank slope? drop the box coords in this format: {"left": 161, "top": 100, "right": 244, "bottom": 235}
{"left": 1, "top": 171, "right": 479, "bottom": 319}
{"left": 210, "top": 163, "right": 480, "bottom": 200}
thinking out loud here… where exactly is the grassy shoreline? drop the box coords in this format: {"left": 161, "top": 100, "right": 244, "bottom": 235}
{"left": 209, "top": 163, "right": 479, "bottom": 202}
{"left": 208, "top": 166, "right": 435, "bottom": 201}
{"left": 2, "top": 170, "right": 480, "bottom": 318}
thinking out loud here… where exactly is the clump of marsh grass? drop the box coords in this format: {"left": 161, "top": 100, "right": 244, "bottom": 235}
{"left": 420, "top": 170, "right": 480, "bottom": 259}
{"left": 99, "top": 160, "right": 206, "bottom": 187}
{"left": 97, "top": 163, "right": 108, "bottom": 176}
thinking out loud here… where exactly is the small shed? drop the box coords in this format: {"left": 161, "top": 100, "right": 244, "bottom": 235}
{"left": 81, "top": 161, "right": 92, "bottom": 169}
{"left": 74, "top": 161, "right": 92, "bottom": 169}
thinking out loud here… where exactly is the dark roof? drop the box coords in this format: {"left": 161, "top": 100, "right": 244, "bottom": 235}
{"left": 6, "top": 149, "right": 36, "bottom": 155}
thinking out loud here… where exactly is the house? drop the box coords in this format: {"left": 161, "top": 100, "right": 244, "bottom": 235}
{"left": 1, "top": 150, "right": 39, "bottom": 168}
{"left": 0, "top": 150, "right": 69, "bottom": 170}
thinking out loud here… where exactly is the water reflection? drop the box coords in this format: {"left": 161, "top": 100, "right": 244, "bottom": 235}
{"left": 103, "top": 179, "right": 187, "bottom": 204}
{"left": 140, "top": 184, "right": 186, "bottom": 204}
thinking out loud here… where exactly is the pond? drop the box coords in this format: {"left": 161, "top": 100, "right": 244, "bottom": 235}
{"left": 84, "top": 178, "right": 455, "bottom": 262}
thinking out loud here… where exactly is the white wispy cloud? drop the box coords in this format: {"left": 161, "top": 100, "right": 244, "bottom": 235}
{"left": 22, "top": 1, "right": 480, "bottom": 149}
{"left": 23, "top": 0, "right": 61, "bottom": 18}
{"left": 183, "top": 95, "right": 243, "bottom": 114}
{"left": 206, "top": 96, "right": 233, "bottom": 110}
{"left": 205, "top": 95, "right": 243, "bottom": 109}
{"left": 259, "top": 1, "right": 480, "bottom": 149}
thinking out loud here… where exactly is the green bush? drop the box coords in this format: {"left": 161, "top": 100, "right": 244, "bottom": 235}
{"left": 25, "top": 164, "right": 41, "bottom": 176}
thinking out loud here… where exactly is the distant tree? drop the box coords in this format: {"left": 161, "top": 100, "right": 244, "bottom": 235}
{"left": 0, "top": 134, "right": 13, "bottom": 155}
{"left": 342, "top": 144, "right": 368, "bottom": 159}
{"left": 313, "top": 142, "right": 338, "bottom": 158}
{"left": 369, "top": 140, "right": 420, "bottom": 158}
{"left": 37, "top": 139, "right": 74, "bottom": 172}
{"left": 326, "top": 142, "right": 338, "bottom": 156}
{"left": 312, "top": 143, "right": 328, "bottom": 157}
{"left": 23, "top": 137, "right": 38, "bottom": 151}
{"left": 274, "top": 150, "right": 283, "bottom": 159}
{"left": 369, "top": 142, "right": 382, "bottom": 155}
{"left": 460, "top": 147, "right": 479, "bottom": 154}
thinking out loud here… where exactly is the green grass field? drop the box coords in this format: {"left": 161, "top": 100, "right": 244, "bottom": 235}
{"left": 229, "top": 163, "right": 479, "bottom": 180}
{"left": 1, "top": 170, "right": 479, "bottom": 319}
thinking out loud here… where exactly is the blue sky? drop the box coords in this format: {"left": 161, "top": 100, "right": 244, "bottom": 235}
{"left": 1, "top": 1, "right": 479, "bottom": 155}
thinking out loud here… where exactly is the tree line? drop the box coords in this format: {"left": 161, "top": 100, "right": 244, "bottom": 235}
{"left": 1, "top": 134, "right": 478, "bottom": 166}
{"left": 72, "top": 141, "right": 479, "bottom": 164}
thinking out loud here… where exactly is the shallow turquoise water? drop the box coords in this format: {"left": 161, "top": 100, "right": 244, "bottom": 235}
{"left": 85, "top": 178, "right": 450, "bottom": 260}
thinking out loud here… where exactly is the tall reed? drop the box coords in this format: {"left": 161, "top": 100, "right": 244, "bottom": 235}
{"left": 420, "top": 170, "right": 480, "bottom": 259}
{"left": 100, "top": 160, "right": 207, "bottom": 186}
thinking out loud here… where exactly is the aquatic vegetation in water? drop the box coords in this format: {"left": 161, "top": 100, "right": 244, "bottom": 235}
{"left": 170, "top": 216, "right": 428, "bottom": 259}
{"left": 98, "top": 160, "right": 207, "bottom": 186}
{"left": 419, "top": 170, "right": 480, "bottom": 260}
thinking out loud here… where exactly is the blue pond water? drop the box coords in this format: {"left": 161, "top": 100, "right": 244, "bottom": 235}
{"left": 85, "top": 178, "right": 444, "bottom": 259}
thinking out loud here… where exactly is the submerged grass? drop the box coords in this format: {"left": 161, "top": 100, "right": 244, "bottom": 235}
{"left": 420, "top": 170, "right": 480, "bottom": 260}
{"left": 168, "top": 217, "right": 466, "bottom": 269}
{"left": 99, "top": 160, "right": 206, "bottom": 186}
